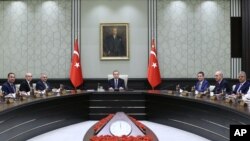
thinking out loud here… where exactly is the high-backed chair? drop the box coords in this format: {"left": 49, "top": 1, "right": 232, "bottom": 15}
{"left": 32, "top": 83, "right": 36, "bottom": 90}
{"left": 15, "top": 84, "right": 20, "bottom": 92}
{"left": 209, "top": 85, "right": 215, "bottom": 92}
{"left": 108, "top": 74, "right": 128, "bottom": 89}
{"left": 232, "top": 85, "right": 236, "bottom": 92}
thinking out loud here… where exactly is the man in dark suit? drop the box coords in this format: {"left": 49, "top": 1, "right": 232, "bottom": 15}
{"left": 1, "top": 72, "right": 16, "bottom": 96}
{"left": 104, "top": 27, "right": 125, "bottom": 57}
{"left": 213, "top": 71, "right": 231, "bottom": 94}
{"left": 19, "top": 72, "right": 33, "bottom": 93}
{"left": 36, "top": 73, "right": 51, "bottom": 91}
{"left": 108, "top": 70, "right": 125, "bottom": 91}
{"left": 195, "top": 71, "right": 210, "bottom": 93}
{"left": 232, "top": 71, "right": 250, "bottom": 94}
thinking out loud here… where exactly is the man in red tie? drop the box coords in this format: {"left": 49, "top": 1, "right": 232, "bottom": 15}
{"left": 212, "top": 70, "right": 231, "bottom": 94}
{"left": 108, "top": 70, "right": 125, "bottom": 91}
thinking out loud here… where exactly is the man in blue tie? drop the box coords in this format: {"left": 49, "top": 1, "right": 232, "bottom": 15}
{"left": 1, "top": 72, "right": 16, "bottom": 96}
{"left": 232, "top": 71, "right": 250, "bottom": 94}
{"left": 195, "top": 71, "right": 210, "bottom": 93}
{"left": 108, "top": 70, "right": 125, "bottom": 91}
{"left": 36, "top": 73, "right": 52, "bottom": 91}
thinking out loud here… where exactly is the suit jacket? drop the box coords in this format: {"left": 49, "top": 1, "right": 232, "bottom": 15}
{"left": 104, "top": 35, "right": 125, "bottom": 56}
{"left": 108, "top": 78, "right": 125, "bottom": 89}
{"left": 195, "top": 79, "right": 210, "bottom": 92}
{"left": 1, "top": 82, "right": 16, "bottom": 96}
{"left": 19, "top": 80, "right": 32, "bottom": 92}
{"left": 232, "top": 81, "right": 250, "bottom": 94}
{"left": 36, "top": 80, "right": 51, "bottom": 91}
{"left": 213, "top": 79, "right": 231, "bottom": 94}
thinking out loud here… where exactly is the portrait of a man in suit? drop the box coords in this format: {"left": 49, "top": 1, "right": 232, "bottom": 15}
{"left": 101, "top": 23, "right": 129, "bottom": 60}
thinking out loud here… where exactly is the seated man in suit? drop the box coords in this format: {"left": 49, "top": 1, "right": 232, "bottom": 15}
{"left": 36, "top": 73, "right": 52, "bottom": 91}
{"left": 1, "top": 72, "right": 16, "bottom": 96}
{"left": 232, "top": 71, "right": 250, "bottom": 94}
{"left": 213, "top": 71, "right": 231, "bottom": 94}
{"left": 19, "top": 72, "right": 33, "bottom": 93}
{"left": 108, "top": 70, "right": 125, "bottom": 91}
{"left": 195, "top": 71, "right": 210, "bottom": 93}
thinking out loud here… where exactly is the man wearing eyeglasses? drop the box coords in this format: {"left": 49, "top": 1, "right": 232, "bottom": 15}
{"left": 36, "top": 73, "right": 51, "bottom": 91}
{"left": 232, "top": 71, "right": 250, "bottom": 94}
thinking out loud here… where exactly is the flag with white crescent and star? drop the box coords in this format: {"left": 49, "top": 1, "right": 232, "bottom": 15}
{"left": 147, "top": 39, "right": 161, "bottom": 89}
{"left": 70, "top": 39, "right": 83, "bottom": 88}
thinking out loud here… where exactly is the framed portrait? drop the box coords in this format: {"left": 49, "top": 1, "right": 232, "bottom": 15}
{"left": 100, "top": 23, "right": 129, "bottom": 60}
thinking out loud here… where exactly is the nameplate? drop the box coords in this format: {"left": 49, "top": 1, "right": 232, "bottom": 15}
{"left": 225, "top": 98, "right": 233, "bottom": 103}
{"left": 20, "top": 96, "right": 27, "bottom": 101}
{"left": 210, "top": 95, "right": 217, "bottom": 100}
{"left": 34, "top": 93, "right": 41, "bottom": 98}
{"left": 167, "top": 90, "right": 174, "bottom": 94}
{"left": 196, "top": 93, "right": 203, "bottom": 98}
{"left": 181, "top": 92, "right": 189, "bottom": 96}
{"left": 239, "top": 100, "right": 248, "bottom": 107}
{"left": 46, "top": 92, "right": 53, "bottom": 96}
{"left": 61, "top": 90, "right": 67, "bottom": 95}
{"left": 7, "top": 99, "right": 14, "bottom": 104}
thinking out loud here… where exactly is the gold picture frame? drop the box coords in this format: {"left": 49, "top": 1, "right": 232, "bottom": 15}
{"left": 100, "top": 23, "right": 129, "bottom": 60}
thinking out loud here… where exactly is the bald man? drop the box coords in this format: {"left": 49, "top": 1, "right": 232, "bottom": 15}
{"left": 213, "top": 71, "right": 231, "bottom": 94}
{"left": 232, "top": 71, "right": 250, "bottom": 94}
{"left": 19, "top": 72, "right": 33, "bottom": 93}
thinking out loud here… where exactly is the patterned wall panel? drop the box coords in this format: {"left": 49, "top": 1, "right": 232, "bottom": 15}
{"left": 0, "top": 0, "right": 71, "bottom": 79}
{"left": 157, "top": 0, "right": 230, "bottom": 78}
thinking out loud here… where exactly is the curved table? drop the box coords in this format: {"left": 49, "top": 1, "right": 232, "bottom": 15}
{"left": 0, "top": 90, "right": 249, "bottom": 141}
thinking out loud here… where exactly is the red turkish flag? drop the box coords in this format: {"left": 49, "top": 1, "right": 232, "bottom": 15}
{"left": 70, "top": 39, "right": 83, "bottom": 88}
{"left": 147, "top": 39, "right": 161, "bottom": 89}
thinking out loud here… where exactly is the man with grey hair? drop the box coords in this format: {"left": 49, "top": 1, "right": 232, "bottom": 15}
{"left": 232, "top": 71, "right": 250, "bottom": 94}
{"left": 213, "top": 70, "right": 231, "bottom": 94}
{"left": 19, "top": 72, "right": 33, "bottom": 93}
{"left": 36, "top": 73, "right": 51, "bottom": 91}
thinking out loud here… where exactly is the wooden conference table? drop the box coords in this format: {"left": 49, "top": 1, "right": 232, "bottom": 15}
{"left": 0, "top": 90, "right": 249, "bottom": 141}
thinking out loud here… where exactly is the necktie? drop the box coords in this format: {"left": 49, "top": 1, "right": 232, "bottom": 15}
{"left": 28, "top": 82, "right": 32, "bottom": 89}
{"left": 198, "top": 82, "right": 202, "bottom": 91}
{"left": 11, "top": 84, "right": 15, "bottom": 93}
{"left": 237, "top": 84, "right": 243, "bottom": 93}
{"left": 44, "top": 82, "right": 48, "bottom": 89}
{"left": 215, "top": 82, "right": 220, "bottom": 93}
{"left": 115, "top": 79, "right": 118, "bottom": 89}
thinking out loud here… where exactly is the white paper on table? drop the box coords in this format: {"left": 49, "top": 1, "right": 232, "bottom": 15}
{"left": 5, "top": 93, "right": 16, "bottom": 98}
